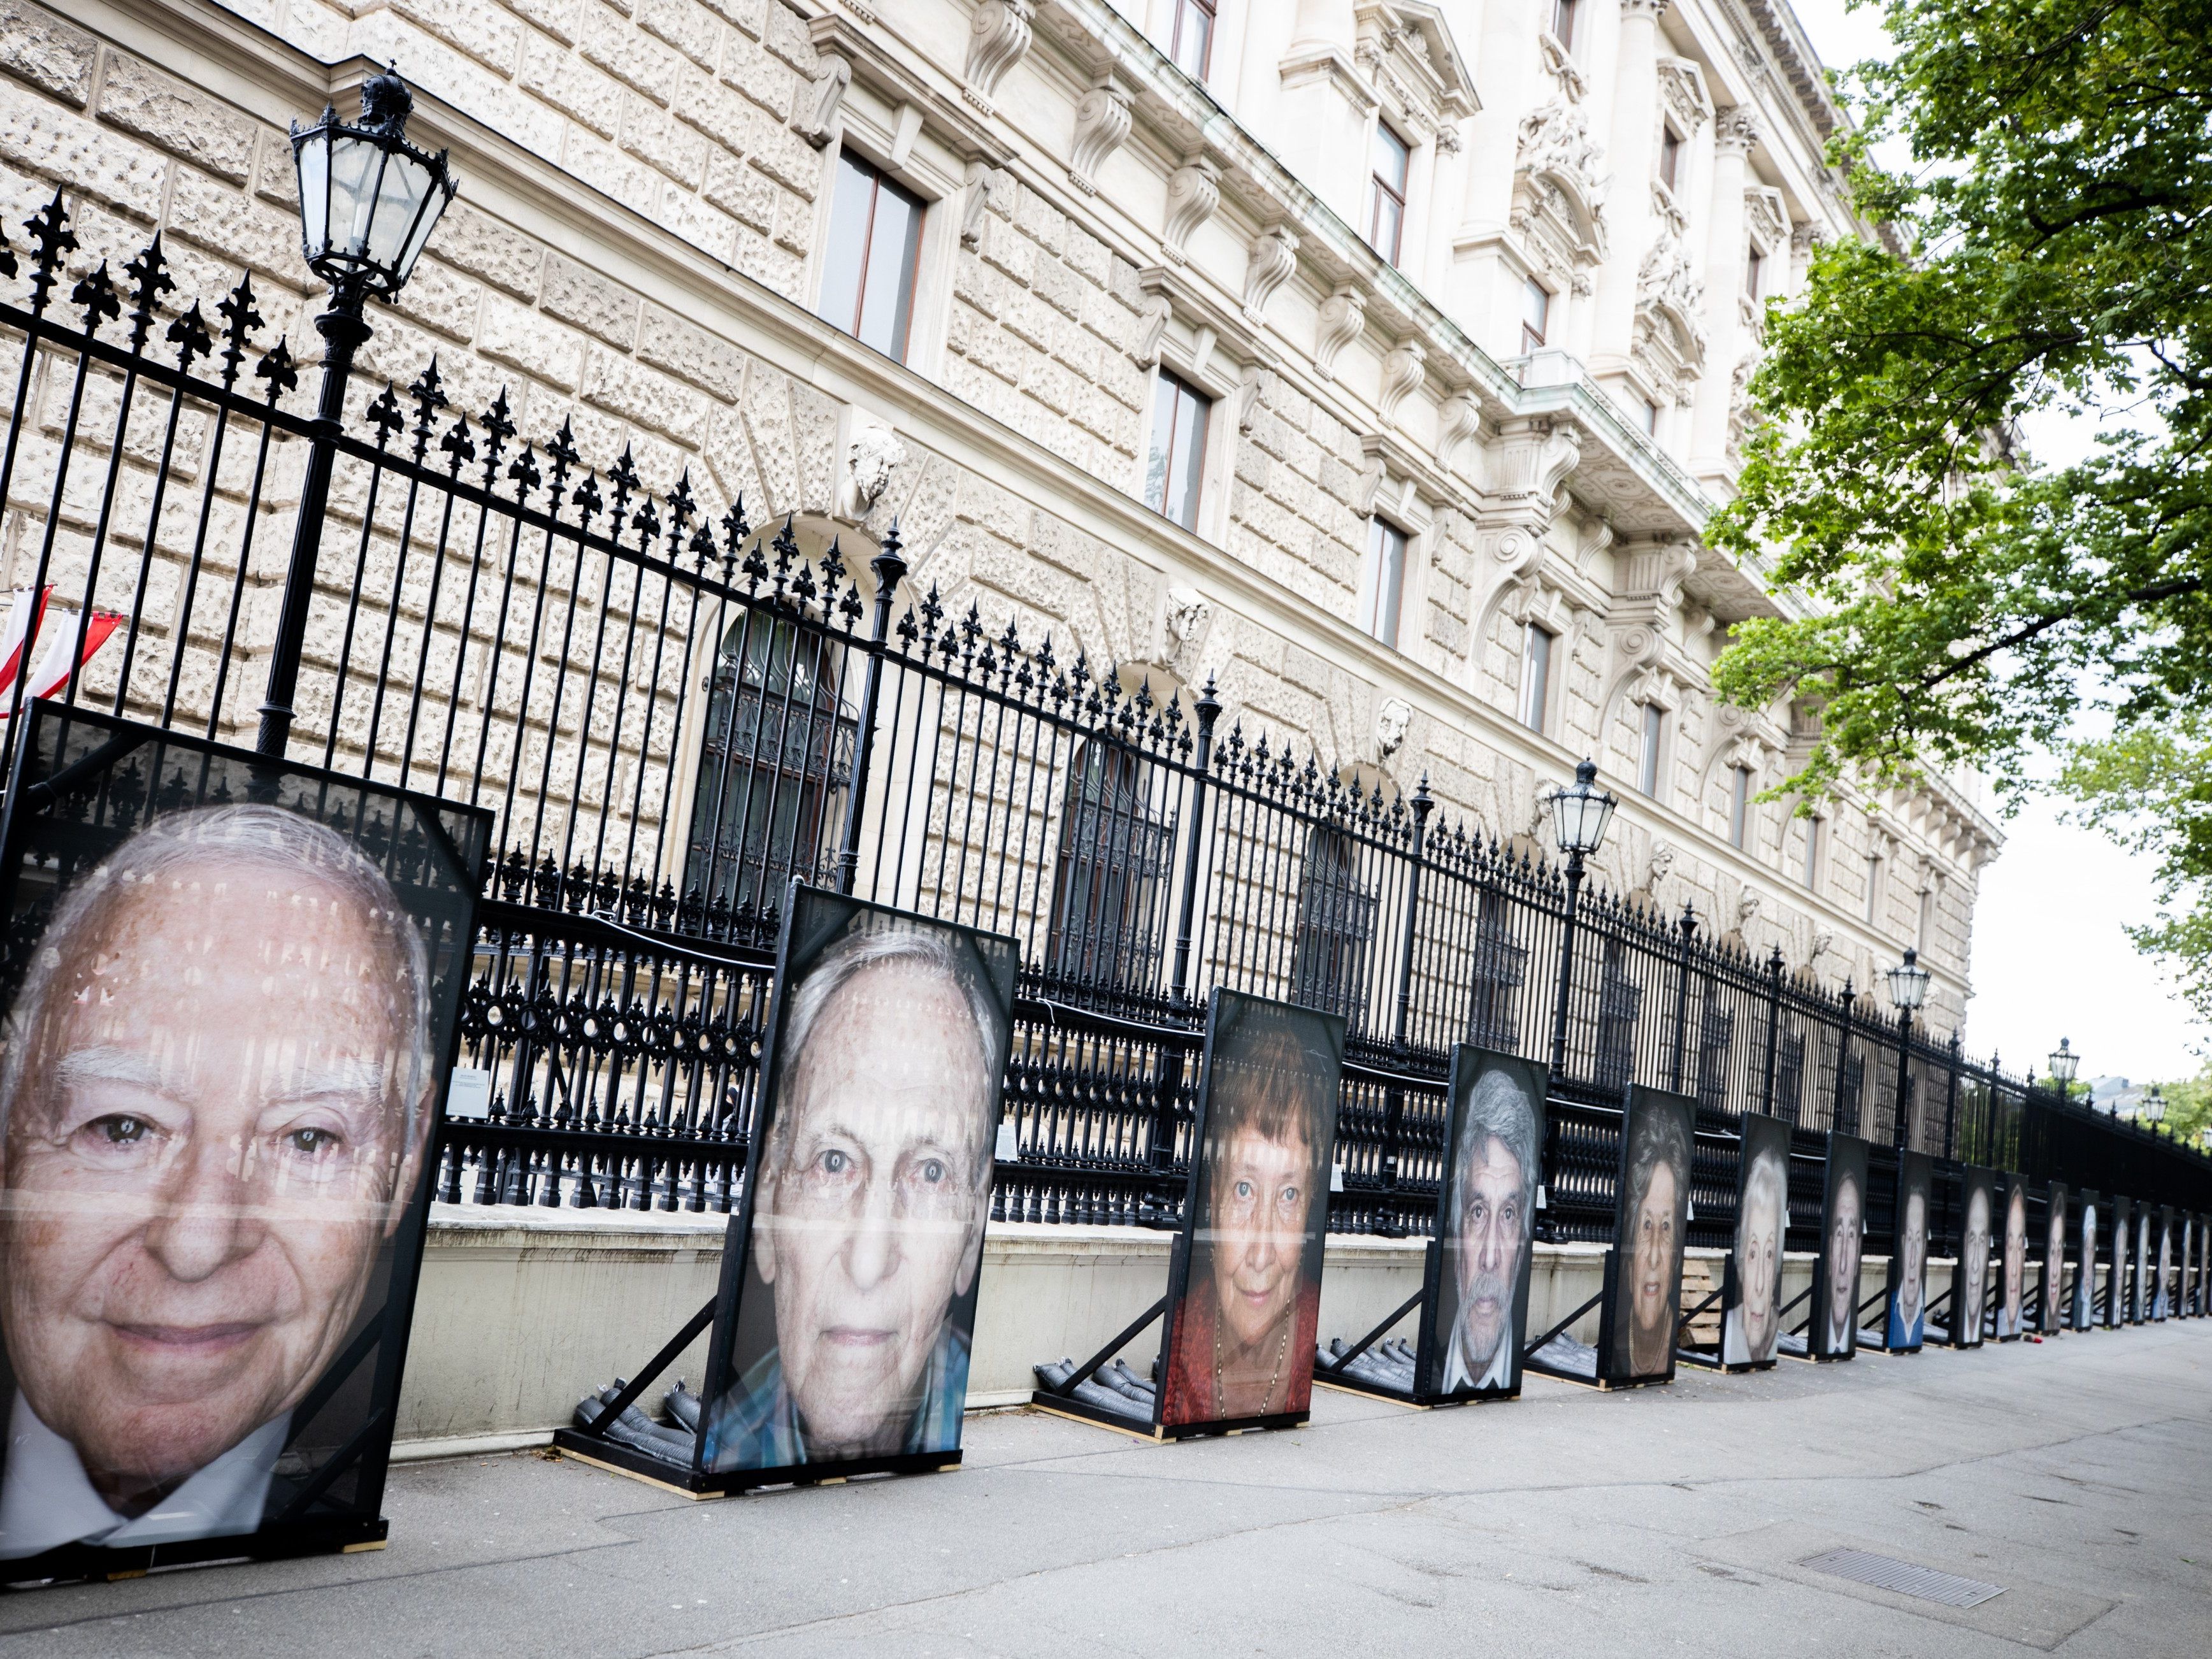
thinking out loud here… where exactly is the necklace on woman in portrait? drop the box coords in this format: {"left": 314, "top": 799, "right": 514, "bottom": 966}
{"left": 1215, "top": 1311, "right": 1293, "bottom": 1419}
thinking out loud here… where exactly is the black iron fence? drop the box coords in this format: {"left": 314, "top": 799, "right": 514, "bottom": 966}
{"left": 3, "top": 199, "right": 2206, "bottom": 1249}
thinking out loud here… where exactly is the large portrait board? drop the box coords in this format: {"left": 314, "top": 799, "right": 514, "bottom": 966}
{"left": 1953, "top": 1166, "right": 1997, "bottom": 1348}
{"left": 2155, "top": 1207, "right": 2174, "bottom": 1320}
{"left": 698, "top": 886, "right": 1017, "bottom": 1486}
{"left": 1412, "top": 1045, "right": 1546, "bottom": 1402}
{"left": 1996, "top": 1175, "right": 2030, "bottom": 1340}
{"left": 1158, "top": 989, "right": 1345, "bottom": 1431}
{"left": 1886, "top": 1150, "right": 1934, "bottom": 1353}
{"left": 1720, "top": 1114, "right": 1790, "bottom": 1368}
{"left": 1811, "top": 1132, "right": 1869, "bottom": 1360}
{"left": 1598, "top": 1086, "right": 1695, "bottom": 1386}
{"left": 0, "top": 704, "right": 488, "bottom": 1581}
{"left": 2074, "top": 1190, "right": 2101, "bottom": 1330}
{"left": 2042, "top": 1182, "right": 2069, "bottom": 1336}
{"left": 2132, "top": 1204, "right": 2151, "bottom": 1323}
{"left": 2105, "top": 1196, "right": 2130, "bottom": 1328}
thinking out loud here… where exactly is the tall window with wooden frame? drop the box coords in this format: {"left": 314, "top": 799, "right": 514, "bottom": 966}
{"left": 1367, "top": 121, "right": 1410, "bottom": 264}
{"left": 1144, "top": 370, "right": 1210, "bottom": 531}
{"left": 819, "top": 151, "right": 925, "bottom": 363}
{"left": 1291, "top": 828, "right": 1379, "bottom": 1026}
{"left": 1045, "top": 740, "right": 1177, "bottom": 997}
{"left": 1360, "top": 517, "right": 1409, "bottom": 649}
{"left": 1521, "top": 277, "right": 1551, "bottom": 356}
{"left": 686, "top": 615, "right": 855, "bottom": 916}
{"left": 1168, "top": 0, "right": 1216, "bottom": 80}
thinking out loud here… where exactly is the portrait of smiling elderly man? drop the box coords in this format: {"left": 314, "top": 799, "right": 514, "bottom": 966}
{"left": 1956, "top": 1170, "right": 1994, "bottom": 1347}
{"left": 1607, "top": 1088, "right": 1693, "bottom": 1383}
{"left": 1160, "top": 993, "right": 1344, "bottom": 1428}
{"left": 1813, "top": 1133, "right": 1867, "bottom": 1361}
{"left": 0, "top": 802, "right": 440, "bottom": 1562}
{"left": 2043, "top": 1182, "right": 2068, "bottom": 1336}
{"left": 1432, "top": 1052, "right": 1543, "bottom": 1397}
{"left": 705, "top": 898, "right": 1016, "bottom": 1475}
{"left": 1999, "top": 1180, "right": 2029, "bottom": 1339}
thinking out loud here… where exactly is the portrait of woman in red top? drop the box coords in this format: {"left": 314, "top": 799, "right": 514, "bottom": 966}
{"left": 1160, "top": 995, "right": 1342, "bottom": 1427}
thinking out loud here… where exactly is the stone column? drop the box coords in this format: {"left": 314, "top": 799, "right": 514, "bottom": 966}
{"left": 1690, "top": 106, "right": 1757, "bottom": 468}
{"left": 1277, "top": 0, "right": 1368, "bottom": 224}
{"left": 1588, "top": 0, "right": 1665, "bottom": 379}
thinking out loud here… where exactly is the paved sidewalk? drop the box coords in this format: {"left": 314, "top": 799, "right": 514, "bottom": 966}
{"left": 4, "top": 1323, "right": 2208, "bottom": 1657}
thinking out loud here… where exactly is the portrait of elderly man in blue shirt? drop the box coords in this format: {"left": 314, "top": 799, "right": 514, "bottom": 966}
{"left": 707, "top": 917, "right": 1007, "bottom": 1472}
{"left": 0, "top": 804, "right": 434, "bottom": 1562}
{"left": 1436, "top": 1065, "right": 1539, "bottom": 1395}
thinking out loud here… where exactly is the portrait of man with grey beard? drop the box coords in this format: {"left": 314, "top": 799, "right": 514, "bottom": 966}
{"left": 1427, "top": 1051, "right": 1544, "bottom": 1398}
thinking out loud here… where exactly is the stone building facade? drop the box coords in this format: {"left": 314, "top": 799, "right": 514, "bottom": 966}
{"left": 0, "top": 0, "right": 1998, "bottom": 1031}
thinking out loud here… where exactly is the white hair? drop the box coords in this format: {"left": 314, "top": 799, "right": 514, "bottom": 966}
{"left": 1741, "top": 1146, "right": 1786, "bottom": 1234}
{"left": 772, "top": 919, "right": 1005, "bottom": 1186}
{"left": 1, "top": 803, "right": 433, "bottom": 1153}
{"left": 1453, "top": 1066, "right": 1538, "bottom": 1236}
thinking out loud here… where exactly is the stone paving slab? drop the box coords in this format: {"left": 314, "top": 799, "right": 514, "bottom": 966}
{"left": 1, "top": 1323, "right": 2206, "bottom": 1656}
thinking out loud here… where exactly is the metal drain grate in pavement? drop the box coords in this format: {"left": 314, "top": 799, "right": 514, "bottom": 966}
{"left": 1799, "top": 1548, "right": 2006, "bottom": 1609}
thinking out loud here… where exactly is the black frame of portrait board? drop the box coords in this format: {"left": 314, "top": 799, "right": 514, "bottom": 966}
{"left": 2039, "top": 1181, "right": 2069, "bottom": 1337}
{"left": 0, "top": 702, "right": 489, "bottom": 1586}
{"left": 1686, "top": 1111, "right": 1789, "bottom": 1374}
{"left": 1030, "top": 987, "right": 1347, "bottom": 1441}
{"left": 556, "top": 882, "right": 1018, "bottom": 1497}
{"left": 1879, "top": 1149, "right": 1934, "bottom": 1356}
{"left": 2103, "top": 1195, "right": 2130, "bottom": 1329}
{"left": 1551, "top": 1084, "right": 1693, "bottom": 1391}
{"left": 1313, "top": 1044, "right": 1547, "bottom": 1409}
{"left": 1800, "top": 1131, "right": 1869, "bottom": 1363}
{"left": 1950, "top": 1165, "right": 1998, "bottom": 1349}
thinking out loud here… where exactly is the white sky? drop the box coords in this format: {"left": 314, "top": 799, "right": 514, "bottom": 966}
{"left": 1779, "top": 1, "right": 2208, "bottom": 1083}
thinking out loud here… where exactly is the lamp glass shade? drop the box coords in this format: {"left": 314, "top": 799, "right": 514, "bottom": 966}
{"left": 289, "top": 70, "right": 456, "bottom": 302}
{"left": 2048, "top": 1040, "right": 2078, "bottom": 1084}
{"left": 1548, "top": 759, "right": 1617, "bottom": 856}
{"left": 1885, "top": 949, "right": 1930, "bottom": 1011}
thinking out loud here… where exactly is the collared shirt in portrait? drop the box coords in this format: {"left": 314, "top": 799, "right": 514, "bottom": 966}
{"left": 704, "top": 1326, "right": 970, "bottom": 1474}
{"left": 0, "top": 1391, "right": 284, "bottom": 1560}
{"left": 1440, "top": 1310, "right": 1513, "bottom": 1393}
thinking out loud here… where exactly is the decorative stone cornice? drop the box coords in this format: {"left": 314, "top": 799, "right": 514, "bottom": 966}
{"left": 1068, "top": 74, "right": 1131, "bottom": 194}
{"left": 1161, "top": 154, "right": 1222, "bottom": 262}
{"left": 964, "top": 0, "right": 1037, "bottom": 111}
{"left": 1713, "top": 104, "right": 1762, "bottom": 157}
{"left": 1242, "top": 223, "right": 1299, "bottom": 325}
{"left": 1315, "top": 285, "right": 1367, "bottom": 380}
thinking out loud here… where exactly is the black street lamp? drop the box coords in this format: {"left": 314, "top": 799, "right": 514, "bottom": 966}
{"left": 1545, "top": 758, "right": 1618, "bottom": 1081}
{"left": 1885, "top": 947, "right": 1930, "bottom": 1148}
{"left": 259, "top": 66, "right": 457, "bottom": 757}
{"left": 2048, "top": 1037, "right": 2079, "bottom": 1102}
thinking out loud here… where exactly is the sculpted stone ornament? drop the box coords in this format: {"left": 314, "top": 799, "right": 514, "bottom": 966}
{"left": 793, "top": 52, "right": 852, "bottom": 147}
{"left": 1314, "top": 287, "right": 1366, "bottom": 380}
{"left": 1069, "top": 77, "right": 1133, "bottom": 194}
{"left": 1163, "top": 155, "right": 1222, "bottom": 262}
{"left": 1242, "top": 224, "right": 1298, "bottom": 324}
{"left": 1163, "top": 587, "right": 1212, "bottom": 669}
{"left": 837, "top": 422, "right": 905, "bottom": 523}
{"left": 1378, "top": 339, "right": 1426, "bottom": 426}
{"left": 963, "top": 0, "right": 1035, "bottom": 110}
{"left": 1376, "top": 697, "right": 1412, "bottom": 759}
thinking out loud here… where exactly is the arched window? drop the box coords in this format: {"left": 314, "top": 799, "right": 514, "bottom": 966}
{"left": 1045, "top": 740, "right": 1175, "bottom": 996}
{"left": 684, "top": 614, "right": 854, "bottom": 916}
{"left": 1291, "top": 829, "right": 1377, "bottom": 1024}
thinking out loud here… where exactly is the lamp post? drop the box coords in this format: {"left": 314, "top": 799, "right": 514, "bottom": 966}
{"left": 2143, "top": 1084, "right": 2166, "bottom": 1128}
{"left": 261, "top": 66, "right": 457, "bottom": 757}
{"left": 1545, "top": 758, "right": 1618, "bottom": 1081}
{"left": 1885, "top": 947, "right": 1930, "bottom": 1149}
{"left": 2048, "top": 1037, "right": 2079, "bottom": 1102}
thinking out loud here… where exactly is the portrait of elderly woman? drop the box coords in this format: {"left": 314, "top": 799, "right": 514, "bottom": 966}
{"left": 2153, "top": 1209, "right": 2173, "bottom": 1320}
{"left": 1955, "top": 1168, "right": 1995, "bottom": 1348}
{"left": 2105, "top": 1197, "right": 2130, "bottom": 1328}
{"left": 1887, "top": 1152, "right": 1932, "bottom": 1352}
{"left": 2043, "top": 1182, "right": 2068, "bottom": 1336}
{"left": 0, "top": 797, "right": 462, "bottom": 1564}
{"left": 1813, "top": 1134, "right": 1867, "bottom": 1361}
{"left": 705, "top": 894, "right": 1016, "bottom": 1476}
{"left": 2132, "top": 1207, "right": 2151, "bottom": 1323}
{"left": 1605, "top": 1088, "right": 1693, "bottom": 1384}
{"left": 1160, "top": 993, "right": 1344, "bottom": 1428}
{"left": 1429, "top": 1050, "right": 1544, "bottom": 1398}
{"left": 1721, "top": 1114, "right": 1789, "bottom": 1368}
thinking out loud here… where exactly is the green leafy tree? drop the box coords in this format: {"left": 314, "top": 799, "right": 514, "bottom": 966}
{"left": 1708, "top": 0, "right": 2212, "bottom": 995}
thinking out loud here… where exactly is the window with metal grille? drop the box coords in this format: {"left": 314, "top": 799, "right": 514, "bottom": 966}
{"left": 1168, "top": 0, "right": 1216, "bottom": 80}
{"left": 1467, "top": 889, "right": 1528, "bottom": 1051}
{"left": 820, "top": 150, "right": 924, "bottom": 363}
{"left": 1593, "top": 947, "right": 1643, "bottom": 1088}
{"left": 1045, "top": 741, "right": 1176, "bottom": 996}
{"left": 1775, "top": 1028, "right": 1806, "bottom": 1123}
{"left": 1696, "top": 1003, "right": 1734, "bottom": 1112}
{"left": 1368, "top": 122, "right": 1410, "bottom": 264}
{"left": 686, "top": 617, "right": 854, "bottom": 915}
{"left": 1291, "top": 829, "right": 1378, "bottom": 1024}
